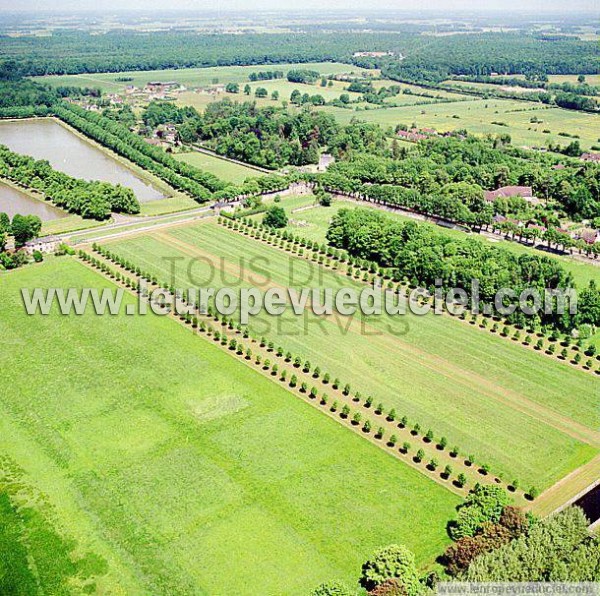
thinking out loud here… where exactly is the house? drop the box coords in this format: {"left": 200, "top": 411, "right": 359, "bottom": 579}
{"left": 581, "top": 152, "right": 600, "bottom": 163}
{"left": 484, "top": 186, "right": 534, "bottom": 202}
{"left": 317, "top": 153, "right": 335, "bottom": 172}
{"left": 353, "top": 51, "right": 395, "bottom": 58}
{"left": 574, "top": 228, "right": 600, "bottom": 244}
{"left": 24, "top": 236, "right": 60, "bottom": 255}
{"left": 397, "top": 129, "right": 427, "bottom": 142}
{"left": 145, "top": 81, "right": 179, "bottom": 93}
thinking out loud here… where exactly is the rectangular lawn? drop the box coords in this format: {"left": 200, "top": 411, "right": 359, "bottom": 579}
{"left": 0, "top": 258, "right": 458, "bottom": 594}
{"left": 106, "top": 222, "right": 600, "bottom": 491}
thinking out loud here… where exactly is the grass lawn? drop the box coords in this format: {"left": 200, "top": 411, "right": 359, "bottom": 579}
{"left": 41, "top": 213, "right": 106, "bottom": 236}
{"left": 106, "top": 222, "right": 600, "bottom": 491}
{"left": 176, "top": 79, "right": 472, "bottom": 113}
{"left": 137, "top": 194, "right": 199, "bottom": 216}
{"left": 174, "top": 150, "right": 265, "bottom": 184}
{"left": 0, "top": 258, "right": 458, "bottom": 594}
{"left": 33, "top": 62, "right": 359, "bottom": 94}
{"left": 318, "top": 99, "right": 600, "bottom": 150}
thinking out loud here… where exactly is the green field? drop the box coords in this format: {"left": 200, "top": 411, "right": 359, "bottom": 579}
{"left": 33, "top": 62, "right": 359, "bottom": 94}
{"left": 319, "top": 98, "right": 600, "bottom": 150}
{"left": 264, "top": 194, "right": 600, "bottom": 289}
{"left": 0, "top": 258, "right": 458, "bottom": 594}
{"left": 106, "top": 222, "right": 600, "bottom": 491}
{"left": 174, "top": 150, "right": 265, "bottom": 184}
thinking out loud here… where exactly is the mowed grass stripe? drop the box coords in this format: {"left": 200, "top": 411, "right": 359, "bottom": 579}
{"left": 106, "top": 228, "right": 598, "bottom": 489}
{"left": 0, "top": 259, "right": 458, "bottom": 594}
{"left": 176, "top": 223, "right": 600, "bottom": 431}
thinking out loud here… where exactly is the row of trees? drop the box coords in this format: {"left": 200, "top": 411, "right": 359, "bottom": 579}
{"left": 320, "top": 135, "right": 600, "bottom": 222}
{"left": 0, "top": 144, "right": 139, "bottom": 219}
{"left": 55, "top": 103, "right": 223, "bottom": 201}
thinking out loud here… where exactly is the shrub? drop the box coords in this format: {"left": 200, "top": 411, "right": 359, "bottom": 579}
{"left": 415, "top": 449, "right": 425, "bottom": 463}
{"left": 311, "top": 580, "right": 352, "bottom": 595}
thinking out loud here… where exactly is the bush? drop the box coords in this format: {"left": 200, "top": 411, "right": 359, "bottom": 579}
{"left": 263, "top": 205, "right": 288, "bottom": 229}
{"left": 311, "top": 580, "right": 352, "bottom": 596}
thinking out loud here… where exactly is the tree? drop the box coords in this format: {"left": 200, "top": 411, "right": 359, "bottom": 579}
{"left": 360, "top": 544, "right": 420, "bottom": 593}
{"left": 11, "top": 214, "right": 42, "bottom": 247}
{"left": 464, "top": 507, "right": 599, "bottom": 581}
{"left": 271, "top": 90, "right": 279, "bottom": 101}
{"left": 263, "top": 206, "right": 288, "bottom": 229}
{"left": 255, "top": 87, "right": 268, "bottom": 98}
{"left": 449, "top": 484, "right": 511, "bottom": 540}
{"left": 225, "top": 83, "right": 239, "bottom": 93}
{"left": 244, "top": 84, "right": 251, "bottom": 95}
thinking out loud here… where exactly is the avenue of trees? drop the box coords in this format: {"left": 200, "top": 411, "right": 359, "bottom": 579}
{"left": 55, "top": 103, "right": 224, "bottom": 201}
{"left": 0, "top": 144, "right": 139, "bottom": 219}
{"left": 320, "top": 135, "right": 600, "bottom": 223}
{"left": 326, "top": 207, "right": 600, "bottom": 332}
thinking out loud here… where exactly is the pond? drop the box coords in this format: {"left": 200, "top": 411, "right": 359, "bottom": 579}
{"left": 573, "top": 481, "right": 600, "bottom": 526}
{"left": 0, "top": 118, "right": 166, "bottom": 202}
{"left": 0, "top": 182, "right": 68, "bottom": 221}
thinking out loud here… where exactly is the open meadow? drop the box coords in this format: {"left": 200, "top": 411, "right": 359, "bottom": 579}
{"left": 319, "top": 98, "right": 600, "bottom": 150}
{"left": 174, "top": 150, "right": 265, "bottom": 184}
{"left": 105, "top": 221, "right": 600, "bottom": 492}
{"left": 33, "top": 62, "right": 359, "bottom": 94}
{"left": 0, "top": 257, "right": 459, "bottom": 594}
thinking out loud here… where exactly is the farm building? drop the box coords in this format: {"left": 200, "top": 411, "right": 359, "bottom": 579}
{"left": 484, "top": 185, "right": 534, "bottom": 202}
{"left": 581, "top": 152, "right": 600, "bottom": 163}
{"left": 317, "top": 153, "right": 335, "bottom": 171}
{"left": 24, "top": 236, "right": 61, "bottom": 255}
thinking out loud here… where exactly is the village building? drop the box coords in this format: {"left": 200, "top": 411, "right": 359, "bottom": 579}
{"left": 317, "top": 153, "right": 335, "bottom": 172}
{"left": 352, "top": 51, "right": 395, "bottom": 58}
{"left": 574, "top": 228, "right": 600, "bottom": 244}
{"left": 24, "top": 236, "right": 61, "bottom": 255}
{"left": 581, "top": 152, "right": 600, "bottom": 163}
{"left": 484, "top": 185, "right": 534, "bottom": 202}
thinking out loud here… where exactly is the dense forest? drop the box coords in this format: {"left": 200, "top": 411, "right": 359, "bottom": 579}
{"left": 326, "top": 207, "right": 600, "bottom": 332}
{"left": 0, "top": 31, "right": 414, "bottom": 76}
{"left": 0, "top": 30, "right": 597, "bottom": 80}
{"left": 142, "top": 99, "right": 389, "bottom": 169}
{"left": 380, "top": 33, "right": 599, "bottom": 83}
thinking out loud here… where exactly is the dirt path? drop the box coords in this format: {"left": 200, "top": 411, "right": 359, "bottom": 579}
{"left": 529, "top": 453, "right": 600, "bottom": 516}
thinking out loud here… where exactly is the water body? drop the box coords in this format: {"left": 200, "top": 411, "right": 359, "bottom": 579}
{"left": 573, "top": 482, "right": 600, "bottom": 526}
{"left": 0, "top": 118, "right": 165, "bottom": 202}
{"left": 0, "top": 182, "right": 67, "bottom": 221}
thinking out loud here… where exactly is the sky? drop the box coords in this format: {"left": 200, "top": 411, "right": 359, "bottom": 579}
{"left": 1, "top": 0, "right": 597, "bottom": 12}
